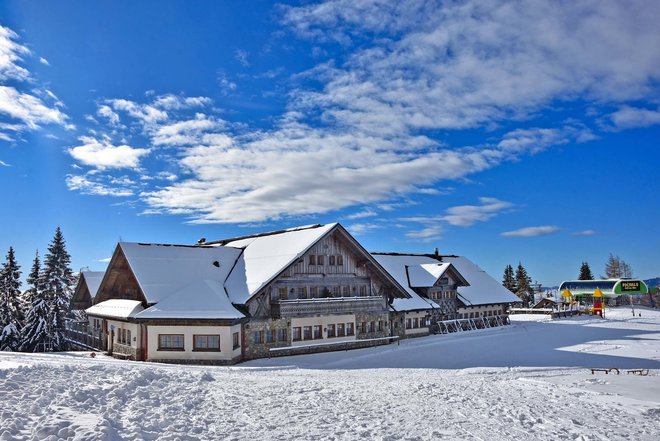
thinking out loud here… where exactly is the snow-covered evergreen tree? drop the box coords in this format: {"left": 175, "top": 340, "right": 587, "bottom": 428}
{"left": 0, "top": 247, "right": 23, "bottom": 351}
{"left": 42, "top": 227, "right": 76, "bottom": 351}
{"left": 502, "top": 264, "right": 516, "bottom": 292}
{"left": 20, "top": 251, "right": 51, "bottom": 352}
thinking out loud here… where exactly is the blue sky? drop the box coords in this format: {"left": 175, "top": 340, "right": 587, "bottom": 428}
{"left": 1, "top": 0, "right": 659, "bottom": 286}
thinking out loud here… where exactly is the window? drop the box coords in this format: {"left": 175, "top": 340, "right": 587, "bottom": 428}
{"left": 298, "top": 286, "right": 308, "bottom": 299}
{"left": 310, "top": 286, "right": 318, "bottom": 298}
{"left": 337, "top": 255, "right": 343, "bottom": 266}
{"left": 126, "top": 329, "right": 131, "bottom": 346}
{"left": 366, "top": 321, "right": 373, "bottom": 333}
{"left": 309, "top": 255, "right": 316, "bottom": 265}
{"left": 159, "top": 334, "right": 184, "bottom": 351}
{"left": 327, "top": 324, "right": 336, "bottom": 338}
{"left": 317, "top": 255, "right": 324, "bottom": 265}
{"left": 337, "top": 323, "right": 345, "bottom": 337}
{"left": 359, "top": 285, "right": 367, "bottom": 297}
{"left": 266, "top": 330, "right": 275, "bottom": 343}
{"left": 313, "top": 325, "right": 323, "bottom": 339}
{"left": 278, "top": 287, "right": 288, "bottom": 300}
{"left": 292, "top": 327, "right": 302, "bottom": 341}
{"left": 342, "top": 286, "right": 350, "bottom": 297}
{"left": 346, "top": 323, "right": 354, "bottom": 336}
{"left": 232, "top": 332, "right": 240, "bottom": 349}
{"left": 413, "top": 318, "right": 419, "bottom": 328}
{"left": 303, "top": 326, "right": 313, "bottom": 340}
{"left": 332, "top": 286, "right": 340, "bottom": 297}
{"left": 253, "top": 331, "right": 263, "bottom": 344}
{"left": 406, "top": 318, "right": 412, "bottom": 329}
{"left": 377, "top": 321, "right": 384, "bottom": 332}
{"left": 277, "top": 328, "right": 288, "bottom": 342}
{"left": 194, "top": 334, "right": 220, "bottom": 351}
{"left": 329, "top": 255, "right": 336, "bottom": 266}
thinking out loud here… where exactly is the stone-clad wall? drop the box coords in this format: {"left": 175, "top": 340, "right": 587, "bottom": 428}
{"left": 243, "top": 318, "right": 291, "bottom": 360}
{"left": 354, "top": 312, "right": 391, "bottom": 339}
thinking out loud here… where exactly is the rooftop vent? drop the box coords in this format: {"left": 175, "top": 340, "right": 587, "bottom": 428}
{"left": 212, "top": 260, "right": 220, "bottom": 268}
{"left": 198, "top": 237, "right": 207, "bottom": 245}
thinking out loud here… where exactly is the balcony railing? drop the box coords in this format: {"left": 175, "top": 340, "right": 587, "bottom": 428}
{"left": 272, "top": 296, "right": 386, "bottom": 318}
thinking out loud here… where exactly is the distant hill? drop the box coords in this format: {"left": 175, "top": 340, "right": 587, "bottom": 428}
{"left": 644, "top": 277, "right": 660, "bottom": 288}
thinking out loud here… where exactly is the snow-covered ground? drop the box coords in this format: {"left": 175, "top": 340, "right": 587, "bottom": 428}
{"left": 1, "top": 307, "right": 659, "bottom": 440}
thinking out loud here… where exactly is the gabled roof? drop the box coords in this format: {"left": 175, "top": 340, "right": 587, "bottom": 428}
{"left": 371, "top": 254, "right": 443, "bottom": 312}
{"left": 136, "top": 279, "right": 244, "bottom": 319}
{"left": 119, "top": 242, "right": 243, "bottom": 305}
{"left": 86, "top": 299, "right": 144, "bottom": 319}
{"left": 81, "top": 271, "right": 105, "bottom": 300}
{"left": 441, "top": 256, "right": 519, "bottom": 306}
{"left": 221, "top": 223, "right": 337, "bottom": 304}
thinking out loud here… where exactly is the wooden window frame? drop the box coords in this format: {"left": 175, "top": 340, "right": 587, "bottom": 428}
{"left": 303, "top": 326, "right": 313, "bottom": 340}
{"left": 193, "top": 334, "right": 221, "bottom": 352}
{"left": 346, "top": 323, "right": 354, "bottom": 336}
{"left": 278, "top": 286, "right": 288, "bottom": 300}
{"left": 292, "top": 327, "right": 302, "bottom": 341}
{"left": 313, "top": 325, "right": 323, "bottom": 339}
{"left": 336, "top": 323, "right": 345, "bottom": 337}
{"left": 253, "top": 331, "right": 263, "bottom": 344}
{"left": 309, "top": 255, "right": 316, "bottom": 265}
{"left": 337, "top": 255, "right": 343, "bottom": 266}
{"left": 158, "top": 334, "right": 185, "bottom": 351}
{"left": 327, "top": 324, "right": 336, "bottom": 338}
{"left": 277, "top": 328, "right": 288, "bottom": 342}
{"left": 232, "top": 332, "right": 240, "bottom": 350}
{"left": 317, "top": 255, "right": 324, "bottom": 265}
{"left": 329, "top": 255, "right": 336, "bottom": 266}
{"left": 266, "top": 330, "right": 275, "bottom": 343}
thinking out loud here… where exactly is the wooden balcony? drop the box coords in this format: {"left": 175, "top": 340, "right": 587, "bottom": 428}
{"left": 272, "top": 296, "right": 386, "bottom": 318}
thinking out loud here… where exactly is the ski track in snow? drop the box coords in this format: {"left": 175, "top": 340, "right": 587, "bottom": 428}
{"left": 0, "top": 308, "right": 659, "bottom": 440}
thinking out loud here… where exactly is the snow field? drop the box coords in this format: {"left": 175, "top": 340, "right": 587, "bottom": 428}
{"left": 0, "top": 307, "right": 658, "bottom": 440}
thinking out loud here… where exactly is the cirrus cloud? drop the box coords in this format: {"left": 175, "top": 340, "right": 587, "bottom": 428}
{"left": 501, "top": 225, "right": 560, "bottom": 237}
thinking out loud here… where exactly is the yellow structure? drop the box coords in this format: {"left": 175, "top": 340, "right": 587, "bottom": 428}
{"left": 592, "top": 287, "right": 604, "bottom": 317}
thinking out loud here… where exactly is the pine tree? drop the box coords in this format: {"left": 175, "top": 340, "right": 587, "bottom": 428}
{"left": 621, "top": 261, "right": 633, "bottom": 278}
{"left": 0, "top": 247, "right": 23, "bottom": 351}
{"left": 42, "top": 227, "right": 76, "bottom": 351}
{"left": 502, "top": 264, "right": 516, "bottom": 292}
{"left": 578, "top": 262, "right": 594, "bottom": 280}
{"left": 514, "top": 262, "right": 533, "bottom": 306}
{"left": 20, "top": 251, "right": 51, "bottom": 352}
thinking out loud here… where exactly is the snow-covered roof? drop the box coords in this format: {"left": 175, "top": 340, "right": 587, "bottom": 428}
{"left": 86, "top": 299, "right": 144, "bottom": 319}
{"left": 372, "top": 254, "right": 442, "bottom": 311}
{"left": 81, "top": 271, "right": 105, "bottom": 300}
{"left": 119, "top": 242, "right": 243, "bottom": 306}
{"left": 442, "top": 256, "right": 519, "bottom": 306}
{"left": 136, "top": 280, "right": 244, "bottom": 319}
{"left": 222, "top": 223, "right": 338, "bottom": 304}
{"left": 407, "top": 263, "right": 453, "bottom": 288}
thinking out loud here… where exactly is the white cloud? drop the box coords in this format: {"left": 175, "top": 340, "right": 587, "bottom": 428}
{"left": 405, "top": 225, "right": 443, "bottom": 242}
{"left": 68, "top": 136, "right": 150, "bottom": 170}
{"left": 97, "top": 105, "right": 121, "bottom": 126}
{"left": 609, "top": 106, "right": 660, "bottom": 129}
{"left": 234, "top": 49, "right": 250, "bottom": 67}
{"left": 97, "top": 257, "right": 112, "bottom": 263}
{"left": 441, "top": 197, "right": 513, "bottom": 226}
{"left": 345, "top": 209, "right": 377, "bottom": 220}
{"left": 348, "top": 222, "right": 382, "bottom": 235}
{"left": 0, "top": 26, "right": 68, "bottom": 140}
{"left": 572, "top": 229, "right": 598, "bottom": 236}
{"left": 152, "top": 94, "right": 212, "bottom": 110}
{"left": 0, "top": 25, "right": 30, "bottom": 81}
{"left": 72, "top": 1, "right": 660, "bottom": 224}
{"left": 0, "top": 159, "right": 10, "bottom": 167}
{"left": 39, "top": 57, "right": 49, "bottom": 66}
{"left": 501, "top": 225, "right": 559, "bottom": 237}
{"left": 65, "top": 175, "right": 133, "bottom": 197}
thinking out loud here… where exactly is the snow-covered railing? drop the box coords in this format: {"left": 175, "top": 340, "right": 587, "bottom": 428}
{"left": 436, "top": 315, "right": 509, "bottom": 334}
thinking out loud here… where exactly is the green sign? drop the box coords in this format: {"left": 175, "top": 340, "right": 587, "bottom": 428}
{"left": 621, "top": 281, "right": 641, "bottom": 292}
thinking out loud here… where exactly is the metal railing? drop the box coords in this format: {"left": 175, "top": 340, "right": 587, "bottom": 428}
{"left": 272, "top": 296, "right": 385, "bottom": 317}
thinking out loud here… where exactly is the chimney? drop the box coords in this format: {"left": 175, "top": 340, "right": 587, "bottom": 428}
{"left": 197, "top": 237, "right": 206, "bottom": 245}
{"left": 434, "top": 247, "right": 439, "bottom": 256}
